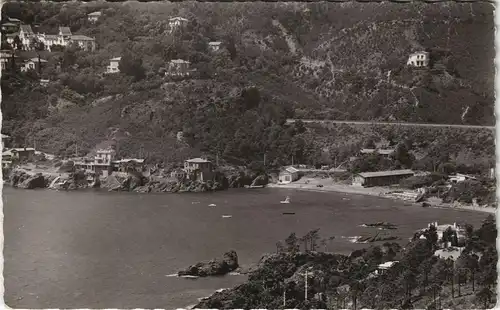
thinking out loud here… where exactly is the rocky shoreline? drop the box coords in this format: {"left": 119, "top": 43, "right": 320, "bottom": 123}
{"left": 178, "top": 250, "right": 239, "bottom": 277}
{"left": 5, "top": 165, "right": 270, "bottom": 194}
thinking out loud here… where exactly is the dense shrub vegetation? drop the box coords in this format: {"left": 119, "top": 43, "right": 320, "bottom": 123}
{"left": 1, "top": 2, "right": 494, "bottom": 169}
{"left": 197, "top": 215, "right": 497, "bottom": 309}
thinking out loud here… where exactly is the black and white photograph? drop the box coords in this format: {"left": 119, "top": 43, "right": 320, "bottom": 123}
{"left": 1, "top": 1, "right": 497, "bottom": 309}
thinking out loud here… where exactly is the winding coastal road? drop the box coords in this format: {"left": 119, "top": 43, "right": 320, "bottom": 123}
{"left": 286, "top": 119, "right": 495, "bottom": 130}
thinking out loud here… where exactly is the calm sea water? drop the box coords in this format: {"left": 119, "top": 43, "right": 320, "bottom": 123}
{"left": 3, "top": 186, "right": 488, "bottom": 308}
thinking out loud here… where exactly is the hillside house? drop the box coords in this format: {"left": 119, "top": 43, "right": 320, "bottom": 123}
{"left": 6, "top": 33, "right": 19, "bottom": 46}
{"left": 165, "top": 59, "right": 191, "bottom": 77}
{"left": 360, "top": 148, "right": 395, "bottom": 157}
{"left": 88, "top": 11, "right": 102, "bottom": 23}
{"left": 170, "top": 168, "right": 186, "bottom": 180}
{"left": 375, "top": 261, "right": 398, "bottom": 275}
{"left": 176, "top": 131, "right": 184, "bottom": 142}
{"left": 40, "top": 79, "right": 50, "bottom": 87}
{"left": 183, "top": 158, "right": 214, "bottom": 182}
{"left": 2, "top": 134, "right": 11, "bottom": 149}
{"left": 168, "top": 17, "right": 188, "bottom": 32}
{"left": 6, "top": 17, "right": 21, "bottom": 25}
{"left": 2, "top": 149, "right": 13, "bottom": 169}
{"left": 11, "top": 147, "right": 36, "bottom": 162}
{"left": 419, "top": 222, "right": 466, "bottom": 248}
{"left": 20, "top": 57, "right": 47, "bottom": 72}
{"left": 31, "top": 27, "right": 96, "bottom": 52}
{"left": 279, "top": 166, "right": 300, "bottom": 184}
{"left": 407, "top": 51, "right": 429, "bottom": 67}
{"left": 0, "top": 50, "right": 18, "bottom": 71}
{"left": 208, "top": 41, "right": 222, "bottom": 52}
{"left": 2, "top": 22, "right": 19, "bottom": 32}
{"left": 353, "top": 169, "right": 415, "bottom": 187}
{"left": 106, "top": 57, "right": 121, "bottom": 74}
{"left": 19, "top": 25, "right": 36, "bottom": 50}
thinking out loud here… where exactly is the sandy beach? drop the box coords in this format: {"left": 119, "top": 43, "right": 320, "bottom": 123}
{"left": 268, "top": 177, "right": 496, "bottom": 214}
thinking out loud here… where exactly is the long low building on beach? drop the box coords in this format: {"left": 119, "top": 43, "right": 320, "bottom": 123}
{"left": 352, "top": 169, "right": 414, "bottom": 187}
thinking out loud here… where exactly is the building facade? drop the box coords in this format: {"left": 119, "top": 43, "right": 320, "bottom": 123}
{"left": 88, "top": 11, "right": 102, "bottom": 23}
{"left": 353, "top": 169, "right": 414, "bottom": 187}
{"left": 208, "top": 41, "right": 222, "bottom": 52}
{"left": 360, "top": 148, "right": 395, "bottom": 157}
{"left": 279, "top": 166, "right": 300, "bottom": 184}
{"left": 168, "top": 17, "right": 188, "bottom": 32}
{"left": 20, "top": 57, "right": 47, "bottom": 72}
{"left": 11, "top": 148, "right": 36, "bottom": 162}
{"left": 106, "top": 57, "right": 121, "bottom": 74}
{"left": 407, "top": 51, "right": 430, "bottom": 67}
{"left": 165, "top": 59, "right": 191, "bottom": 77}
{"left": 183, "top": 158, "right": 214, "bottom": 182}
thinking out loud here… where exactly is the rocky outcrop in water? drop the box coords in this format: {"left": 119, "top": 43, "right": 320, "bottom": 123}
{"left": 178, "top": 250, "right": 239, "bottom": 277}
{"left": 8, "top": 169, "right": 54, "bottom": 189}
{"left": 363, "top": 222, "right": 398, "bottom": 230}
{"left": 17, "top": 173, "right": 47, "bottom": 189}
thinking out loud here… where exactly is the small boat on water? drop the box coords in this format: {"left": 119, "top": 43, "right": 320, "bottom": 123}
{"left": 208, "top": 204, "right": 216, "bottom": 207}
{"left": 280, "top": 196, "right": 291, "bottom": 204}
{"left": 282, "top": 212, "right": 295, "bottom": 215}
{"left": 222, "top": 215, "right": 232, "bottom": 218}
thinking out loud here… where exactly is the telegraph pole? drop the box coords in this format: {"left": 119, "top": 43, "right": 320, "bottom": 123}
{"left": 283, "top": 286, "right": 286, "bottom": 308}
{"left": 304, "top": 270, "right": 308, "bottom": 301}
{"left": 292, "top": 155, "right": 294, "bottom": 166}
{"left": 263, "top": 153, "right": 266, "bottom": 167}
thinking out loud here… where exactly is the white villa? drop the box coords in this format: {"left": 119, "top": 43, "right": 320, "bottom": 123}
{"left": 88, "top": 11, "right": 102, "bottom": 23}
{"left": 18, "top": 25, "right": 96, "bottom": 52}
{"left": 208, "top": 41, "right": 222, "bottom": 52}
{"left": 168, "top": 17, "right": 189, "bottom": 32}
{"left": 20, "top": 57, "right": 48, "bottom": 72}
{"left": 279, "top": 166, "right": 300, "bottom": 184}
{"left": 407, "top": 51, "right": 429, "bottom": 67}
{"left": 106, "top": 57, "right": 121, "bottom": 74}
{"left": 165, "top": 59, "right": 191, "bottom": 77}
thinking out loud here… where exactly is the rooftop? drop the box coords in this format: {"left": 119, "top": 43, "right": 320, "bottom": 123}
{"left": 409, "top": 51, "right": 429, "bottom": 56}
{"left": 378, "top": 261, "right": 398, "bottom": 270}
{"left": 171, "top": 59, "right": 190, "bottom": 64}
{"left": 2, "top": 22, "right": 17, "bottom": 27}
{"left": 28, "top": 58, "right": 48, "bottom": 63}
{"left": 20, "top": 25, "right": 34, "bottom": 34}
{"left": 59, "top": 26, "right": 72, "bottom": 36}
{"left": 11, "top": 147, "right": 35, "bottom": 152}
{"left": 113, "top": 158, "right": 145, "bottom": 164}
{"left": 169, "top": 17, "right": 188, "bottom": 21}
{"left": 110, "top": 57, "right": 122, "bottom": 61}
{"left": 185, "top": 158, "right": 211, "bottom": 163}
{"left": 71, "top": 34, "right": 94, "bottom": 41}
{"left": 88, "top": 11, "right": 102, "bottom": 16}
{"left": 357, "top": 169, "right": 414, "bottom": 178}
{"left": 209, "top": 41, "right": 222, "bottom": 45}
{"left": 360, "top": 148, "right": 395, "bottom": 155}
{"left": 285, "top": 166, "right": 299, "bottom": 174}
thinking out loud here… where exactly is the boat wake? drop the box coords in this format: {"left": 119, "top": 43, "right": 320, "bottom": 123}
{"left": 341, "top": 235, "right": 365, "bottom": 243}
{"left": 165, "top": 273, "right": 199, "bottom": 279}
